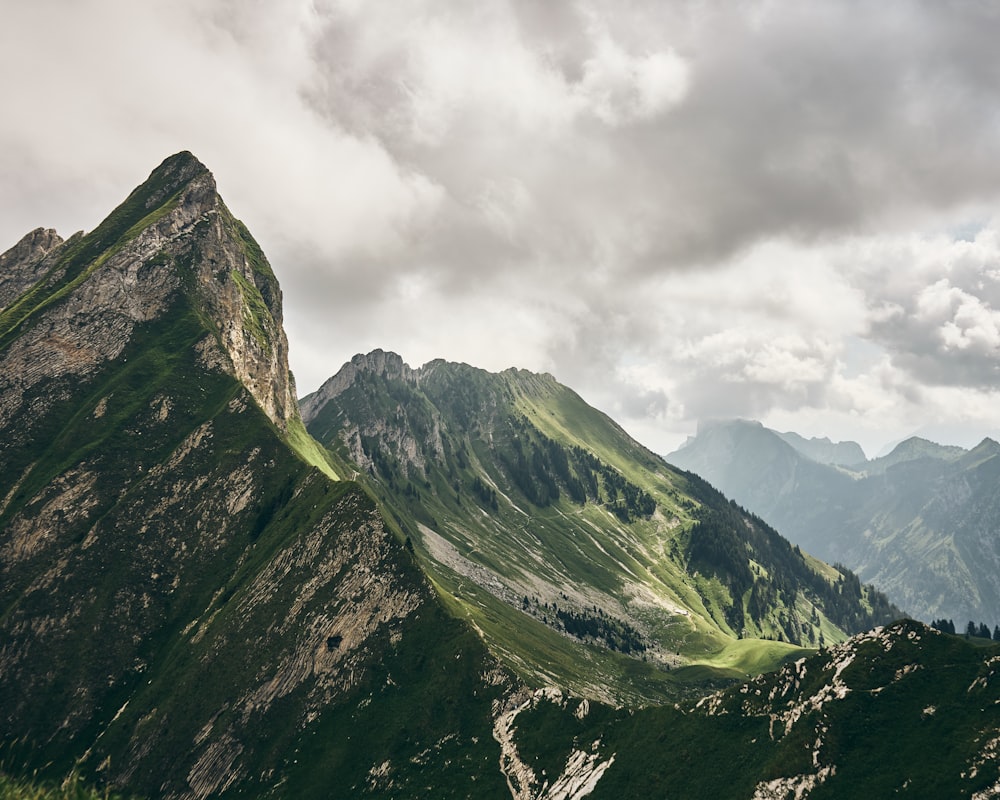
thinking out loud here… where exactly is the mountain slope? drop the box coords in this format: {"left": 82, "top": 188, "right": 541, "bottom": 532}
{"left": 508, "top": 619, "right": 1000, "bottom": 799}
{"left": 0, "top": 154, "right": 512, "bottom": 798}
{"left": 301, "top": 352, "right": 899, "bottom": 702}
{"left": 668, "top": 420, "right": 1000, "bottom": 624}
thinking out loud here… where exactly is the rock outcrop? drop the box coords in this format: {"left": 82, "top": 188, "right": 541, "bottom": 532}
{"left": 0, "top": 227, "right": 66, "bottom": 309}
{"left": 0, "top": 151, "right": 296, "bottom": 433}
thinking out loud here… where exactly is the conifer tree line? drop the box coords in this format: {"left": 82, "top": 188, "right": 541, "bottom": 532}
{"left": 930, "top": 618, "right": 1000, "bottom": 640}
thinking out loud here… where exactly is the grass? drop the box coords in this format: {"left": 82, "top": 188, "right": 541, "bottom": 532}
{"left": 686, "top": 636, "right": 810, "bottom": 677}
{"left": 284, "top": 414, "right": 340, "bottom": 480}
{"left": 229, "top": 269, "right": 273, "bottom": 352}
{"left": 0, "top": 315, "right": 512, "bottom": 795}
{"left": 428, "top": 568, "right": 683, "bottom": 704}
{"left": 0, "top": 771, "right": 129, "bottom": 800}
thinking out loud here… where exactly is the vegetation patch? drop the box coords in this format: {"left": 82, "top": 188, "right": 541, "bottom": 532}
{"left": 229, "top": 269, "right": 273, "bottom": 353}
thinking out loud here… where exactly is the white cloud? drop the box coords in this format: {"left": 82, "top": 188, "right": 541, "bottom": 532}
{"left": 574, "top": 34, "right": 689, "bottom": 125}
{"left": 6, "top": 0, "right": 1000, "bottom": 457}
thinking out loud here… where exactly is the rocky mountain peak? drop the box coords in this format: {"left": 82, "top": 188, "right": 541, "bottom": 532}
{"left": 0, "top": 152, "right": 297, "bottom": 433}
{"left": 300, "top": 349, "right": 416, "bottom": 423}
{"left": 0, "top": 227, "right": 65, "bottom": 311}
{"left": 127, "top": 151, "right": 299, "bottom": 430}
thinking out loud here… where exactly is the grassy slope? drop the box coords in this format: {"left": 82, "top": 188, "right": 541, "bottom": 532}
{"left": 305, "top": 358, "right": 894, "bottom": 702}
{"left": 508, "top": 620, "right": 1000, "bottom": 799}
{"left": 0, "top": 772, "right": 130, "bottom": 800}
{"left": 0, "top": 300, "right": 502, "bottom": 797}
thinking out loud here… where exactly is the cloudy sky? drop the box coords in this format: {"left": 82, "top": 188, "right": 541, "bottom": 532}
{"left": 4, "top": 0, "right": 1000, "bottom": 457}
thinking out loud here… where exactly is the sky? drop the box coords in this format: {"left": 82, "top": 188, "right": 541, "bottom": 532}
{"left": 4, "top": 0, "right": 1000, "bottom": 458}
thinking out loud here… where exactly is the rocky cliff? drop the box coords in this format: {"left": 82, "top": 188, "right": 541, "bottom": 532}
{"left": 0, "top": 151, "right": 295, "bottom": 434}
{"left": 0, "top": 227, "right": 65, "bottom": 309}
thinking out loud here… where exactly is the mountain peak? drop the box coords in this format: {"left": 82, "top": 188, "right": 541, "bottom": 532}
{"left": 0, "top": 227, "right": 65, "bottom": 311}
{"left": 875, "top": 436, "right": 967, "bottom": 467}
{"left": 149, "top": 149, "right": 211, "bottom": 187}
{"left": 118, "top": 150, "right": 216, "bottom": 226}
{"left": 0, "top": 152, "right": 297, "bottom": 432}
{"left": 301, "top": 350, "right": 416, "bottom": 423}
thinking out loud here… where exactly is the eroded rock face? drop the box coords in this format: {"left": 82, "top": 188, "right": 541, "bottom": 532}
{"left": 0, "top": 152, "right": 296, "bottom": 435}
{"left": 0, "top": 227, "right": 65, "bottom": 310}
{"left": 300, "top": 349, "right": 418, "bottom": 424}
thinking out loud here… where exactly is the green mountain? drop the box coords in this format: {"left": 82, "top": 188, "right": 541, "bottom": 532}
{"left": 668, "top": 420, "right": 1000, "bottom": 625}
{"left": 300, "top": 352, "right": 898, "bottom": 702}
{"left": 0, "top": 153, "right": 511, "bottom": 798}
{"left": 505, "top": 619, "right": 1000, "bottom": 799}
{"left": 5, "top": 151, "right": 998, "bottom": 800}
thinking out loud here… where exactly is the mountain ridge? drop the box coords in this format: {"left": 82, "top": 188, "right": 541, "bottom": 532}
{"left": 0, "top": 153, "right": 513, "bottom": 797}
{"left": 302, "top": 349, "right": 900, "bottom": 702}
{"left": 668, "top": 418, "right": 1000, "bottom": 624}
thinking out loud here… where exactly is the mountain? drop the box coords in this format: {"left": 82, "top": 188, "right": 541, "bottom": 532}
{"left": 774, "top": 429, "right": 867, "bottom": 467}
{"left": 300, "top": 353, "right": 899, "bottom": 702}
{"left": 668, "top": 420, "right": 1000, "bottom": 625}
{"left": 583, "top": 619, "right": 1000, "bottom": 798}
{"left": 7, "top": 151, "right": 998, "bottom": 800}
{"left": 0, "top": 153, "right": 512, "bottom": 798}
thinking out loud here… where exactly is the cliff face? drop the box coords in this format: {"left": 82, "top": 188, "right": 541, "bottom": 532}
{"left": 0, "top": 151, "right": 295, "bottom": 434}
{"left": 0, "top": 227, "right": 65, "bottom": 309}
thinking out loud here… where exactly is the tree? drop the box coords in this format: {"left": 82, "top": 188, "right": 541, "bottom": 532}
{"left": 967, "top": 620, "right": 977, "bottom": 638}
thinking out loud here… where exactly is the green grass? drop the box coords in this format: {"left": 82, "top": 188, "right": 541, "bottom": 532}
{"left": 429, "top": 569, "right": 683, "bottom": 704}
{"left": 284, "top": 414, "right": 340, "bottom": 480}
{"left": 0, "top": 285, "right": 523, "bottom": 796}
{"left": 0, "top": 771, "right": 129, "bottom": 800}
{"left": 229, "top": 269, "right": 273, "bottom": 351}
{"left": 687, "top": 636, "right": 809, "bottom": 677}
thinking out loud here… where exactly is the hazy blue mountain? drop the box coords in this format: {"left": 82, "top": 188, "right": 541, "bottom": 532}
{"left": 668, "top": 420, "right": 1000, "bottom": 625}
{"left": 775, "top": 429, "right": 867, "bottom": 467}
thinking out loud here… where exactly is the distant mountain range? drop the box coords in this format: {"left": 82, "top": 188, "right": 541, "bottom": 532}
{"left": 3, "top": 152, "right": 999, "bottom": 798}
{"left": 668, "top": 419, "right": 1000, "bottom": 625}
